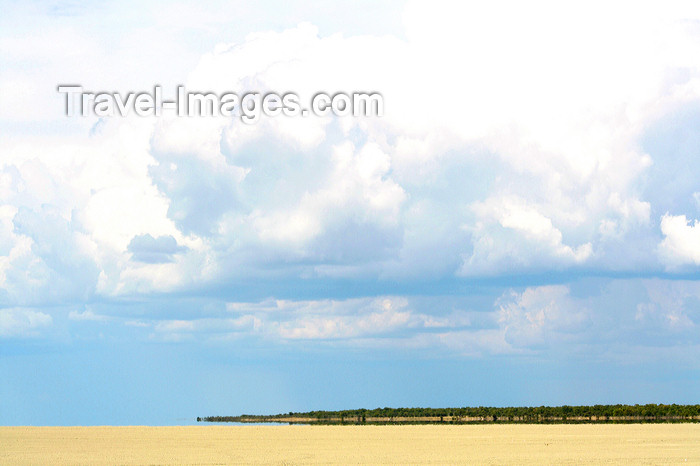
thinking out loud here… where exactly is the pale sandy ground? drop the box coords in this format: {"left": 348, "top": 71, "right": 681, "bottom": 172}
{"left": 2, "top": 424, "right": 700, "bottom": 465}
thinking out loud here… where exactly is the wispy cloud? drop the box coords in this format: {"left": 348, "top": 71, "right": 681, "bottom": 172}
{"left": 68, "top": 309, "right": 110, "bottom": 322}
{"left": 0, "top": 308, "right": 52, "bottom": 337}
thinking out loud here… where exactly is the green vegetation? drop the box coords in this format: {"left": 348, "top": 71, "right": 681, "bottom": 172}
{"left": 200, "top": 404, "right": 700, "bottom": 424}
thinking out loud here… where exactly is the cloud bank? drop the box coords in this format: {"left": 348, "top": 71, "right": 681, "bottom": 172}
{"left": 1, "top": 2, "right": 700, "bottom": 356}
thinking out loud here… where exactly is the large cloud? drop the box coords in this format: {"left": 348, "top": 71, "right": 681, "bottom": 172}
{"left": 2, "top": 3, "right": 700, "bottom": 309}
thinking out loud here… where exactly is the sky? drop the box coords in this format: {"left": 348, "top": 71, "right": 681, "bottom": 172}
{"left": 2, "top": 0, "right": 700, "bottom": 425}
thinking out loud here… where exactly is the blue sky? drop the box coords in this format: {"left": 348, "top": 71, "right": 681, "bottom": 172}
{"left": 2, "top": 0, "right": 700, "bottom": 425}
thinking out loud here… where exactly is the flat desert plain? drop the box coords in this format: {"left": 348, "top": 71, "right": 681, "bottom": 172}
{"left": 2, "top": 424, "right": 700, "bottom": 465}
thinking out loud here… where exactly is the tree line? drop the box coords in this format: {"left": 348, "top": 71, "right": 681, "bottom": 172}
{"left": 199, "top": 404, "right": 700, "bottom": 424}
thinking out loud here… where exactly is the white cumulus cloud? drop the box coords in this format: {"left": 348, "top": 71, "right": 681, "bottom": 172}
{"left": 659, "top": 214, "right": 700, "bottom": 268}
